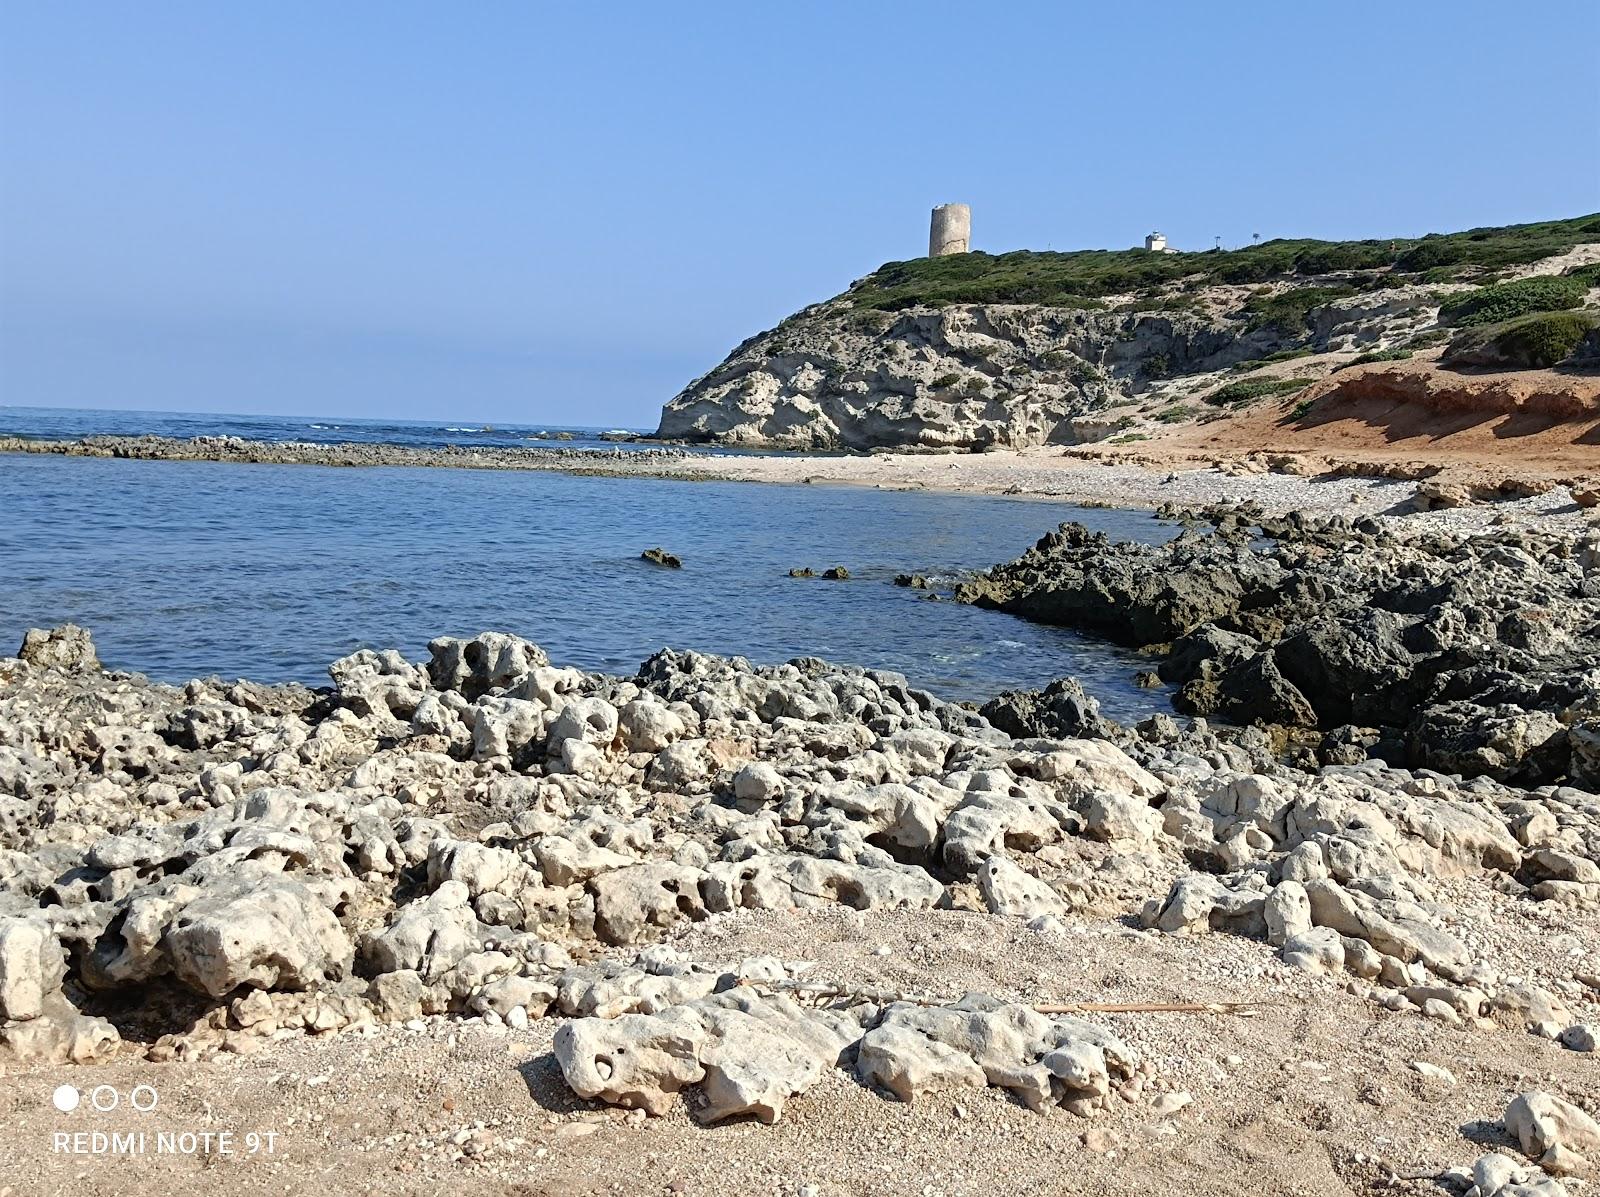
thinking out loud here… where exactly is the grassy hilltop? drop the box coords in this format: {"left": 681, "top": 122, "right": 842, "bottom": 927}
{"left": 848, "top": 214, "right": 1600, "bottom": 312}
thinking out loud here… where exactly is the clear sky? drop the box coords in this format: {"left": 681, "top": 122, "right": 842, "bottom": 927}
{"left": 2, "top": 1, "right": 1597, "bottom": 428}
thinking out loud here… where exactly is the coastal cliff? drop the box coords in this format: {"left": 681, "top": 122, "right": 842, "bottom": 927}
{"left": 656, "top": 215, "right": 1600, "bottom": 451}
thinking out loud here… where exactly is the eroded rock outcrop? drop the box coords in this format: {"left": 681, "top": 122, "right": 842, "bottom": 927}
{"left": 957, "top": 514, "right": 1600, "bottom": 786}
{"left": 2, "top": 622, "right": 1596, "bottom": 1132}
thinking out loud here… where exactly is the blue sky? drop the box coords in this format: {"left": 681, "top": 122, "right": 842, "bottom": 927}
{"left": 2, "top": 2, "right": 1597, "bottom": 428}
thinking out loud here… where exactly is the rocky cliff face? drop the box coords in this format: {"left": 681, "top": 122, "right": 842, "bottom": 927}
{"left": 655, "top": 287, "right": 1442, "bottom": 451}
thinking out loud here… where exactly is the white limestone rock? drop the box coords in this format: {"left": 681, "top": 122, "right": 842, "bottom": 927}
{"left": 618, "top": 698, "right": 686, "bottom": 753}
{"left": 0, "top": 993, "right": 119, "bottom": 1063}
{"left": 362, "top": 880, "right": 484, "bottom": 980}
{"left": 0, "top": 917, "right": 65, "bottom": 1021}
{"left": 17, "top": 623, "right": 100, "bottom": 672}
{"left": 427, "top": 632, "right": 550, "bottom": 699}
{"left": 163, "top": 876, "right": 353, "bottom": 997}
{"left": 1505, "top": 1091, "right": 1600, "bottom": 1162}
{"left": 857, "top": 999, "right": 1138, "bottom": 1113}
{"left": 977, "top": 856, "right": 1071, "bottom": 921}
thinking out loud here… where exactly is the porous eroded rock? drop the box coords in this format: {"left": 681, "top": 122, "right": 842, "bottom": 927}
{"left": 1, "top": 620, "right": 1597, "bottom": 1139}
{"left": 18, "top": 624, "right": 100, "bottom": 673}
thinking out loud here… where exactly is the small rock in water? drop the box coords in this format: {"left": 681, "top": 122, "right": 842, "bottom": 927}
{"left": 788, "top": 567, "right": 815, "bottom": 578}
{"left": 821, "top": 566, "right": 850, "bottom": 580}
{"left": 641, "top": 547, "right": 683, "bottom": 568}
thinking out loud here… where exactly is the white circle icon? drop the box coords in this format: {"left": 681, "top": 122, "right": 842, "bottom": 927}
{"left": 90, "top": 1085, "right": 119, "bottom": 1112}
{"left": 130, "top": 1084, "right": 159, "bottom": 1112}
{"left": 52, "top": 1085, "right": 80, "bottom": 1112}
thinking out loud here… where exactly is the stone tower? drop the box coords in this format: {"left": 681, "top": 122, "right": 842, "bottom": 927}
{"left": 929, "top": 204, "right": 971, "bottom": 257}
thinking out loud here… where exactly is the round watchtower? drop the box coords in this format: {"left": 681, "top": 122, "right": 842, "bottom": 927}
{"left": 929, "top": 204, "right": 971, "bottom": 257}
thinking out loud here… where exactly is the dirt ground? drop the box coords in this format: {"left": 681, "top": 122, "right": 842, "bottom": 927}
{"left": 5, "top": 904, "right": 1596, "bottom": 1197}
{"left": 1135, "top": 358, "right": 1600, "bottom": 479}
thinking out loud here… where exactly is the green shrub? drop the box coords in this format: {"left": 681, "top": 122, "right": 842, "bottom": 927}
{"left": 1289, "top": 398, "right": 1318, "bottom": 420}
{"left": 1563, "top": 262, "right": 1600, "bottom": 287}
{"left": 1292, "top": 243, "right": 1393, "bottom": 275}
{"left": 930, "top": 373, "right": 962, "bottom": 389}
{"left": 1394, "top": 215, "right": 1600, "bottom": 274}
{"left": 1230, "top": 347, "right": 1314, "bottom": 372}
{"left": 1143, "top": 354, "right": 1170, "bottom": 379}
{"left": 848, "top": 310, "right": 892, "bottom": 332}
{"left": 1115, "top": 294, "right": 1200, "bottom": 314}
{"left": 847, "top": 214, "right": 1599, "bottom": 311}
{"left": 1153, "top": 403, "right": 1201, "bottom": 423}
{"left": 1339, "top": 348, "right": 1413, "bottom": 369}
{"left": 1439, "top": 276, "right": 1585, "bottom": 326}
{"left": 1444, "top": 311, "right": 1598, "bottom": 369}
{"left": 1241, "top": 287, "right": 1356, "bottom": 334}
{"left": 1206, "top": 377, "right": 1316, "bottom": 407}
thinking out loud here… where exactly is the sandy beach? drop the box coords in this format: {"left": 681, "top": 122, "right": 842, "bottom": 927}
{"left": 5, "top": 433, "right": 1598, "bottom": 533}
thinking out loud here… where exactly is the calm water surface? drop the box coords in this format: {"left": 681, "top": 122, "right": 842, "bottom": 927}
{"left": 0, "top": 404, "right": 660, "bottom": 452}
{"left": 0, "top": 452, "right": 1174, "bottom": 719}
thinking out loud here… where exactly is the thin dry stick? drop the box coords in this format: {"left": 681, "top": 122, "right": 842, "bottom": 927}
{"left": 1034, "top": 1001, "right": 1266, "bottom": 1016}
{"left": 735, "top": 978, "right": 1270, "bottom": 1016}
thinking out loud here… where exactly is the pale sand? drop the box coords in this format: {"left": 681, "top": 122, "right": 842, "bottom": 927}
{"left": 644, "top": 448, "right": 1596, "bottom": 532}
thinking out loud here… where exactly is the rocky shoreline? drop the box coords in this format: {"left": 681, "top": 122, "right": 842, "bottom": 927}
{"left": 952, "top": 509, "right": 1600, "bottom": 788}
{"left": 3, "top": 602, "right": 1597, "bottom": 1192}
{"left": 9, "top": 433, "right": 1600, "bottom": 543}
{"left": 0, "top": 433, "right": 697, "bottom": 472}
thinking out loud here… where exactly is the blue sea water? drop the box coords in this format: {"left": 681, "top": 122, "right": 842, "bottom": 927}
{"left": 0, "top": 404, "right": 665, "bottom": 453}
{"left": 0, "top": 410, "right": 1176, "bottom": 719}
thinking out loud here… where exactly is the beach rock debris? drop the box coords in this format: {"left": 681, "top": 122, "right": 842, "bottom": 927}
{"left": 1, "top": 618, "right": 1596, "bottom": 1132}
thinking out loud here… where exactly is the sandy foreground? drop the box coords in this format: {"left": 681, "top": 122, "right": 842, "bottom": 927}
{"left": 7, "top": 903, "right": 1598, "bottom": 1197}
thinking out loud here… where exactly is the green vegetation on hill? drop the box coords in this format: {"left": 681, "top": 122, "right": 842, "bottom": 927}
{"left": 1561, "top": 261, "right": 1600, "bottom": 287}
{"left": 1205, "top": 377, "right": 1316, "bottom": 407}
{"left": 1339, "top": 348, "right": 1413, "bottom": 369}
{"left": 1393, "top": 215, "right": 1600, "bottom": 273}
{"left": 1444, "top": 311, "right": 1600, "bottom": 369}
{"left": 847, "top": 214, "right": 1600, "bottom": 311}
{"left": 1439, "top": 275, "right": 1586, "bottom": 326}
{"left": 1241, "top": 286, "right": 1357, "bottom": 333}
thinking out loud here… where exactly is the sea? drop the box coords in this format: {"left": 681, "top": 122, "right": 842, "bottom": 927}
{"left": 0, "top": 404, "right": 673, "bottom": 454}
{"left": 0, "top": 407, "right": 1174, "bottom": 721}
